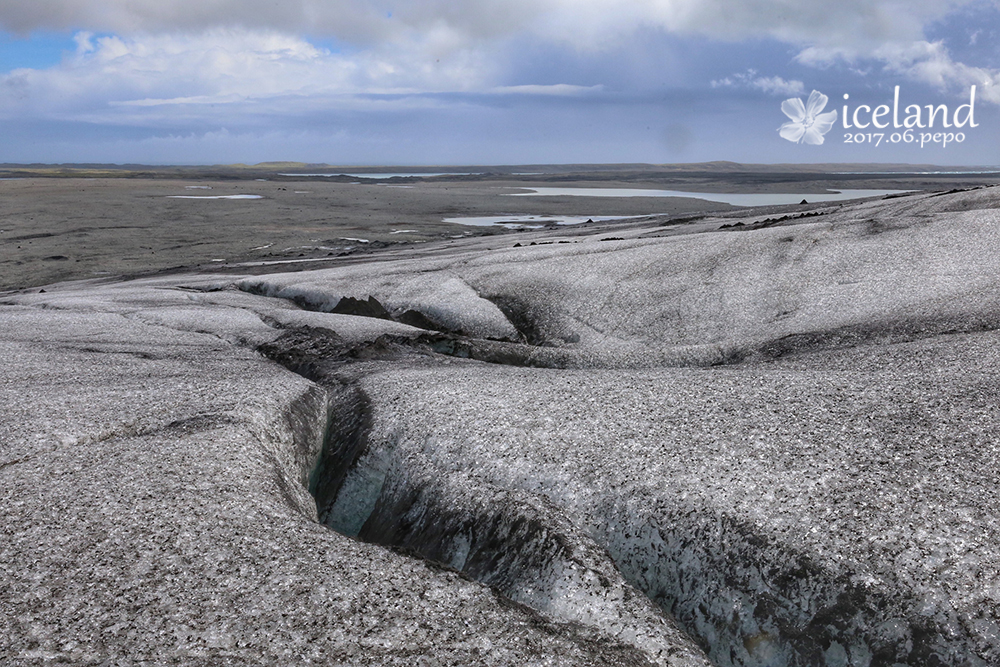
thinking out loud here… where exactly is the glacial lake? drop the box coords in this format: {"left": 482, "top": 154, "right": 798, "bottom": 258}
{"left": 508, "top": 187, "right": 913, "bottom": 206}
{"left": 444, "top": 214, "right": 636, "bottom": 228}
{"left": 280, "top": 172, "right": 483, "bottom": 179}
{"left": 167, "top": 194, "right": 263, "bottom": 200}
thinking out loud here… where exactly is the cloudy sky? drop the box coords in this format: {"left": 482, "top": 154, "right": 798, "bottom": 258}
{"left": 1, "top": 0, "right": 999, "bottom": 165}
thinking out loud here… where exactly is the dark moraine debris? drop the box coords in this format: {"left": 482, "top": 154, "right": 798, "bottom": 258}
{"left": 331, "top": 294, "right": 392, "bottom": 319}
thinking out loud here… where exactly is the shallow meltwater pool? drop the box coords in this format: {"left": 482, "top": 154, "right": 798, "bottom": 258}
{"left": 507, "top": 187, "right": 913, "bottom": 206}
{"left": 166, "top": 194, "right": 263, "bottom": 200}
{"left": 280, "top": 172, "right": 484, "bottom": 178}
{"left": 443, "top": 214, "right": 639, "bottom": 227}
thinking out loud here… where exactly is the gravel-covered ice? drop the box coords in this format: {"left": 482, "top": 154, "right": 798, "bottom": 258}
{"left": 5, "top": 186, "right": 1000, "bottom": 666}
{"left": 0, "top": 294, "right": 676, "bottom": 666}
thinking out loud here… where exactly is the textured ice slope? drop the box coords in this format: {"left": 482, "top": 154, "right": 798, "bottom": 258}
{"left": 0, "top": 281, "right": 698, "bottom": 666}
{"left": 241, "top": 187, "right": 1000, "bottom": 665}
{"left": 4, "top": 186, "right": 1000, "bottom": 666}
{"left": 337, "top": 347, "right": 1000, "bottom": 667}
{"left": 241, "top": 188, "right": 1000, "bottom": 367}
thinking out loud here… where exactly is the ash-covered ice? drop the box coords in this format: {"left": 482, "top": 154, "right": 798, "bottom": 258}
{"left": 4, "top": 186, "right": 1000, "bottom": 666}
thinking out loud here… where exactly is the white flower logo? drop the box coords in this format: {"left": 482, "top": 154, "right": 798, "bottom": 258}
{"left": 779, "top": 90, "right": 837, "bottom": 144}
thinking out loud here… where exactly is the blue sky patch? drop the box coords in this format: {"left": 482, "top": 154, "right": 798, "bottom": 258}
{"left": 0, "top": 31, "right": 75, "bottom": 72}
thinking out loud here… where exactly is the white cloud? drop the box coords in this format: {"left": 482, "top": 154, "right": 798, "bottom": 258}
{"left": 489, "top": 83, "right": 604, "bottom": 96}
{"left": 2, "top": 2, "right": 994, "bottom": 100}
{"left": 533, "top": 0, "right": 955, "bottom": 52}
{"left": 0, "top": 28, "right": 506, "bottom": 123}
{"left": 0, "top": 0, "right": 985, "bottom": 53}
{"left": 795, "top": 46, "right": 856, "bottom": 67}
{"left": 2, "top": 0, "right": 999, "bottom": 167}
{"left": 753, "top": 76, "right": 805, "bottom": 96}
{"left": 711, "top": 70, "right": 804, "bottom": 96}
{"left": 0, "top": 0, "right": 543, "bottom": 49}
{"left": 797, "top": 38, "right": 1000, "bottom": 104}
{"left": 875, "top": 40, "right": 1000, "bottom": 102}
